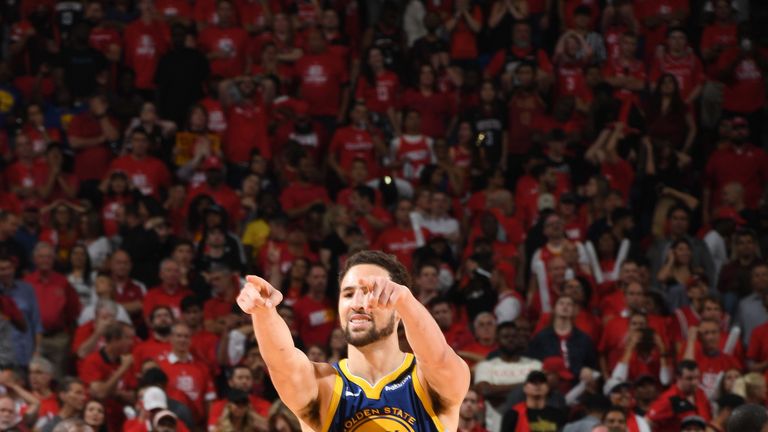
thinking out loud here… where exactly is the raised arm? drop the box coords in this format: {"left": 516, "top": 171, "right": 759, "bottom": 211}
{"left": 237, "top": 276, "right": 333, "bottom": 427}
{"left": 361, "top": 276, "right": 470, "bottom": 407}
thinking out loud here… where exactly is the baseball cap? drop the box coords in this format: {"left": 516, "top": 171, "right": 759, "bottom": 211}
{"left": 525, "top": 370, "right": 548, "bottom": 384}
{"left": 603, "top": 378, "right": 632, "bottom": 396}
{"left": 201, "top": 155, "right": 224, "bottom": 171}
{"left": 713, "top": 207, "right": 746, "bottom": 225}
{"left": 142, "top": 386, "right": 168, "bottom": 411}
{"left": 680, "top": 415, "right": 707, "bottom": 428}
{"left": 542, "top": 357, "right": 574, "bottom": 381}
{"left": 152, "top": 410, "right": 178, "bottom": 429}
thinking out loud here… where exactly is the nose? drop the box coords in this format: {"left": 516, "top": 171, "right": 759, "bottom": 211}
{"left": 350, "top": 288, "right": 367, "bottom": 309}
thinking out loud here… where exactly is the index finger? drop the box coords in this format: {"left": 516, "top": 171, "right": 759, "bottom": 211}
{"left": 246, "top": 275, "right": 270, "bottom": 293}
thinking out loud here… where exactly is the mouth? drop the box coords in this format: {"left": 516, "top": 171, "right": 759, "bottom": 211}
{"left": 348, "top": 313, "right": 372, "bottom": 330}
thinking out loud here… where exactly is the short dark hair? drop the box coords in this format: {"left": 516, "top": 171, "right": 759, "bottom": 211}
{"left": 139, "top": 367, "right": 168, "bottom": 388}
{"left": 352, "top": 185, "right": 376, "bottom": 204}
{"left": 180, "top": 295, "right": 203, "bottom": 312}
{"left": 104, "top": 322, "right": 131, "bottom": 342}
{"left": 426, "top": 296, "right": 451, "bottom": 310}
{"left": 727, "top": 403, "right": 768, "bottom": 432}
{"left": 603, "top": 406, "right": 627, "bottom": 422}
{"left": 58, "top": 377, "right": 83, "bottom": 394}
{"left": 677, "top": 359, "right": 699, "bottom": 375}
{"left": 149, "top": 305, "right": 174, "bottom": 322}
{"left": 338, "top": 250, "right": 412, "bottom": 288}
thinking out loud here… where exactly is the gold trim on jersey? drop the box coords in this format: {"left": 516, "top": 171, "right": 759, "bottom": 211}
{"left": 412, "top": 367, "right": 445, "bottom": 431}
{"left": 322, "top": 371, "right": 344, "bottom": 432}
{"left": 338, "top": 353, "right": 414, "bottom": 400}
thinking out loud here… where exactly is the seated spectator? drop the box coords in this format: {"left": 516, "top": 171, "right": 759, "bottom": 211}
{"left": 108, "top": 129, "right": 172, "bottom": 198}
{"left": 647, "top": 360, "right": 712, "bottom": 431}
{"left": 500, "top": 370, "right": 567, "bottom": 431}
{"left": 142, "top": 259, "right": 193, "bottom": 319}
{"left": 36, "top": 377, "right": 87, "bottom": 432}
{"left": 457, "top": 388, "right": 488, "bottom": 432}
{"left": 458, "top": 312, "right": 498, "bottom": 367}
{"left": 207, "top": 366, "right": 270, "bottom": 430}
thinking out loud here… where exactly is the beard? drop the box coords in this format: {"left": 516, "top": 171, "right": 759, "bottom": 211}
{"left": 154, "top": 325, "right": 171, "bottom": 337}
{"left": 343, "top": 314, "right": 397, "bottom": 348}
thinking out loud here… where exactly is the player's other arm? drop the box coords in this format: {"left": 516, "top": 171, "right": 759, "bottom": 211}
{"left": 237, "top": 276, "right": 329, "bottom": 423}
{"left": 364, "top": 277, "right": 471, "bottom": 406}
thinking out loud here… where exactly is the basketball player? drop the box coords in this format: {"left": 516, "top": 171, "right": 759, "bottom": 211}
{"left": 237, "top": 250, "right": 471, "bottom": 431}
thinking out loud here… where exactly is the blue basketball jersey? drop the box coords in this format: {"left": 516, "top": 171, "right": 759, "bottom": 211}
{"left": 321, "top": 353, "right": 444, "bottom": 432}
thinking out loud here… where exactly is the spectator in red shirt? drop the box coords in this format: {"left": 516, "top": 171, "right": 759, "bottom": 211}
{"left": 67, "top": 95, "right": 121, "bottom": 196}
{"left": 700, "top": 0, "right": 738, "bottom": 70}
{"left": 327, "top": 102, "right": 384, "bottom": 182}
{"left": 650, "top": 27, "right": 704, "bottom": 105}
{"left": 602, "top": 32, "right": 646, "bottom": 100}
{"left": 142, "top": 259, "right": 192, "bottom": 320}
{"left": 400, "top": 64, "right": 457, "bottom": 139}
{"left": 158, "top": 322, "right": 216, "bottom": 424}
{"left": 348, "top": 185, "right": 393, "bottom": 244}
{"left": 29, "top": 357, "right": 58, "bottom": 418}
{"left": 35, "top": 377, "right": 87, "bottom": 432}
{"left": 178, "top": 296, "right": 219, "bottom": 376}
{"left": 124, "top": 0, "right": 170, "bottom": 91}
{"left": 72, "top": 299, "right": 119, "bottom": 361}
{"left": 5, "top": 133, "right": 48, "bottom": 202}
{"left": 429, "top": 297, "right": 475, "bottom": 351}
{"left": 647, "top": 360, "right": 712, "bottom": 432}
{"left": 637, "top": 0, "right": 689, "bottom": 62}
{"left": 198, "top": 0, "right": 248, "bottom": 79}
{"left": 682, "top": 319, "right": 742, "bottom": 397}
{"left": 24, "top": 241, "right": 81, "bottom": 379}
{"left": 108, "top": 129, "right": 171, "bottom": 198}
{"left": 132, "top": 306, "right": 174, "bottom": 369}
{"left": 78, "top": 322, "right": 136, "bottom": 432}
{"left": 355, "top": 47, "right": 400, "bottom": 134}
{"left": 86, "top": 1, "right": 122, "bottom": 61}
{"left": 445, "top": 0, "right": 483, "bottom": 62}
{"left": 22, "top": 103, "right": 62, "bottom": 158}
{"left": 293, "top": 264, "right": 336, "bottom": 347}
{"left": 373, "top": 199, "right": 426, "bottom": 272}
{"left": 458, "top": 312, "right": 498, "bottom": 368}
{"left": 207, "top": 365, "right": 270, "bottom": 430}
{"left": 109, "top": 250, "right": 147, "bottom": 330}
{"left": 389, "top": 110, "right": 435, "bottom": 183}
{"left": 186, "top": 156, "right": 243, "bottom": 228}
{"left": 704, "top": 116, "right": 768, "bottom": 211}
{"left": 220, "top": 77, "right": 271, "bottom": 167}
{"left": 485, "top": 20, "right": 553, "bottom": 92}
{"left": 279, "top": 154, "right": 330, "bottom": 221}
{"left": 294, "top": 28, "right": 350, "bottom": 126}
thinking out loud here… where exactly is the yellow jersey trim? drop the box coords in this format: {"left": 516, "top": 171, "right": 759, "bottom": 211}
{"left": 412, "top": 367, "right": 445, "bottom": 431}
{"left": 339, "top": 353, "right": 414, "bottom": 400}
{"left": 321, "top": 371, "right": 344, "bottom": 432}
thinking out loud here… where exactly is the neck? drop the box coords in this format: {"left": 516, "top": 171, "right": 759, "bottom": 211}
{"left": 526, "top": 396, "right": 545, "bottom": 409}
{"left": 153, "top": 332, "right": 169, "bottom": 342}
{"left": 59, "top": 405, "right": 78, "bottom": 419}
{"left": 163, "top": 283, "right": 178, "bottom": 293}
{"left": 458, "top": 416, "right": 477, "bottom": 430}
{"left": 173, "top": 349, "right": 188, "bottom": 359}
{"left": 737, "top": 255, "right": 754, "bottom": 265}
{"left": 553, "top": 317, "right": 572, "bottom": 334}
{"left": 308, "top": 291, "right": 325, "bottom": 302}
{"left": 477, "top": 335, "right": 494, "bottom": 345}
{"left": 346, "top": 337, "right": 404, "bottom": 383}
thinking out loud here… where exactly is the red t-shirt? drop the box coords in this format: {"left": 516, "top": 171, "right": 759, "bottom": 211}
{"left": 637, "top": 0, "right": 689, "bottom": 60}
{"left": 200, "top": 98, "right": 228, "bottom": 134}
{"left": 601, "top": 158, "right": 635, "bottom": 200}
{"left": 79, "top": 349, "right": 131, "bottom": 432}
{"left": 448, "top": 6, "right": 483, "bottom": 60}
{"left": 694, "top": 350, "right": 742, "bottom": 394}
{"left": 354, "top": 71, "right": 400, "bottom": 114}
{"left": 700, "top": 23, "right": 737, "bottom": 75}
{"left": 67, "top": 113, "right": 120, "bottom": 181}
{"left": 399, "top": 89, "right": 455, "bottom": 139}
{"left": 717, "top": 48, "right": 766, "bottom": 113}
{"left": 4, "top": 159, "right": 47, "bottom": 192}
{"left": 109, "top": 155, "right": 171, "bottom": 197}
{"left": 293, "top": 295, "right": 337, "bottom": 346}
{"left": 21, "top": 125, "right": 63, "bottom": 156}
{"left": 193, "top": 0, "right": 218, "bottom": 25}
{"left": 132, "top": 336, "right": 172, "bottom": 370}
{"left": 602, "top": 57, "right": 647, "bottom": 100}
{"left": 295, "top": 52, "right": 348, "bottom": 116}
{"left": 186, "top": 183, "right": 244, "bottom": 225}
{"left": 191, "top": 329, "right": 220, "bottom": 376}
{"left": 485, "top": 47, "right": 553, "bottom": 78}
{"left": 392, "top": 135, "right": 433, "bottom": 181}
{"left": 199, "top": 26, "right": 249, "bottom": 78}
{"left": 507, "top": 92, "right": 546, "bottom": 155}
{"left": 142, "top": 285, "right": 193, "bottom": 320}
{"left": 224, "top": 101, "right": 271, "bottom": 164}
{"left": 705, "top": 144, "right": 768, "bottom": 209}
{"left": 124, "top": 19, "right": 170, "bottom": 90}
{"left": 556, "top": 64, "right": 592, "bottom": 102}
{"left": 650, "top": 50, "right": 704, "bottom": 101}
{"left": 72, "top": 321, "right": 102, "bottom": 354}
{"left": 159, "top": 354, "right": 217, "bottom": 422}
{"left": 89, "top": 26, "right": 122, "bottom": 56}
{"left": 443, "top": 321, "right": 476, "bottom": 351}
{"left": 279, "top": 182, "right": 330, "bottom": 215}
{"left": 747, "top": 322, "right": 768, "bottom": 364}
{"left": 328, "top": 126, "right": 379, "bottom": 175}
{"left": 207, "top": 395, "right": 271, "bottom": 430}
{"left": 373, "top": 226, "right": 427, "bottom": 272}
{"left": 24, "top": 271, "right": 81, "bottom": 333}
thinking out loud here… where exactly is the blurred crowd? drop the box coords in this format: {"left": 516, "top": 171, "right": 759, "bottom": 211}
{"left": 0, "top": 0, "right": 767, "bottom": 430}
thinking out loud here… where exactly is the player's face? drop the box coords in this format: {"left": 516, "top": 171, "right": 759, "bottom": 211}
{"left": 339, "top": 264, "right": 398, "bottom": 348}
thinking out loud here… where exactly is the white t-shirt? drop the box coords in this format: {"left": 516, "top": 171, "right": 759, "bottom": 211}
{"left": 474, "top": 357, "right": 543, "bottom": 432}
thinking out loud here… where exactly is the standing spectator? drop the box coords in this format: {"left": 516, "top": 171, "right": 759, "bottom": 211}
{"left": 500, "top": 370, "right": 567, "bottom": 431}
{"left": 109, "top": 250, "right": 147, "bottom": 331}
{"left": 485, "top": 21, "right": 553, "bottom": 92}
{"left": 22, "top": 103, "right": 63, "bottom": 157}
{"left": 444, "top": 0, "right": 482, "bottom": 63}
{"left": 198, "top": 1, "right": 248, "bottom": 79}
{"left": 647, "top": 360, "right": 712, "bottom": 431}
{"left": 132, "top": 306, "right": 174, "bottom": 368}
{"left": 704, "top": 117, "right": 768, "bottom": 212}
{"left": 57, "top": 23, "right": 108, "bottom": 100}
{"left": 78, "top": 322, "right": 136, "bottom": 432}
{"left": 68, "top": 94, "right": 121, "bottom": 200}
{"left": 602, "top": 32, "right": 646, "bottom": 100}
{"left": 124, "top": 0, "right": 170, "bottom": 93}
{"left": 0, "top": 253, "right": 42, "bottom": 367}
{"left": 650, "top": 28, "right": 704, "bottom": 105}
{"left": 158, "top": 322, "right": 216, "bottom": 424}
{"left": 373, "top": 199, "right": 426, "bottom": 271}
{"left": 24, "top": 242, "right": 81, "bottom": 379}
{"left": 294, "top": 28, "right": 349, "bottom": 129}
{"left": 4, "top": 133, "right": 47, "bottom": 200}
{"left": 279, "top": 155, "right": 330, "bottom": 221}
{"left": 142, "top": 259, "right": 192, "bottom": 319}
{"left": 400, "top": 64, "right": 456, "bottom": 139}
{"left": 682, "top": 320, "right": 742, "bottom": 397}
{"left": 327, "top": 102, "right": 384, "bottom": 182}
{"left": 389, "top": 110, "right": 435, "bottom": 183}
{"left": 109, "top": 129, "right": 171, "bottom": 198}
{"left": 475, "top": 321, "right": 542, "bottom": 432}
{"left": 220, "top": 77, "right": 271, "bottom": 168}
{"left": 40, "top": 143, "right": 79, "bottom": 202}
{"left": 155, "top": 24, "right": 210, "bottom": 126}
{"left": 292, "top": 264, "right": 336, "bottom": 347}
{"left": 355, "top": 47, "right": 400, "bottom": 134}
{"left": 186, "top": 156, "right": 243, "bottom": 228}
{"left": 421, "top": 191, "right": 460, "bottom": 247}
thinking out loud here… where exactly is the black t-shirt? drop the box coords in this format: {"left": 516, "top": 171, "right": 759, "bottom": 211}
{"left": 500, "top": 405, "right": 567, "bottom": 432}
